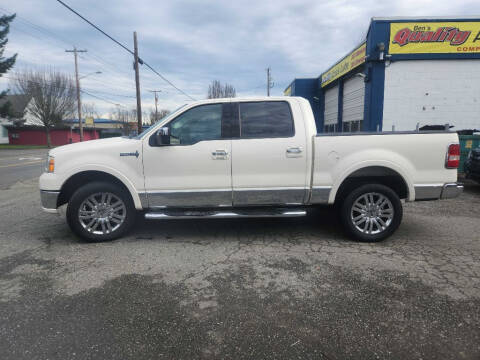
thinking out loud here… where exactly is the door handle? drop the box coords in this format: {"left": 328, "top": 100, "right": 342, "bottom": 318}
{"left": 211, "top": 150, "right": 229, "bottom": 160}
{"left": 286, "top": 147, "right": 303, "bottom": 158}
{"left": 286, "top": 147, "right": 302, "bottom": 154}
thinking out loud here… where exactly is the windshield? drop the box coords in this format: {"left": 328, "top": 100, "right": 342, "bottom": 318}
{"left": 134, "top": 104, "right": 187, "bottom": 139}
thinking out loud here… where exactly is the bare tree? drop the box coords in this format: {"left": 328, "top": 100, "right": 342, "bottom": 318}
{"left": 110, "top": 106, "right": 137, "bottom": 135}
{"left": 82, "top": 102, "right": 99, "bottom": 119}
{"left": 207, "top": 80, "right": 236, "bottom": 99}
{"left": 13, "top": 69, "right": 76, "bottom": 147}
{"left": 149, "top": 108, "right": 170, "bottom": 124}
{"left": 224, "top": 83, "right": 236, "bottom": 98}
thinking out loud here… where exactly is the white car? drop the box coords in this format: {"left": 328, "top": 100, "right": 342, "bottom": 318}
{"left": 39, "top": 97, "right": 463, "bottom": 242}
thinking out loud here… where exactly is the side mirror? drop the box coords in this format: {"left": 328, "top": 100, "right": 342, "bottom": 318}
{"left": 155, "top": 127, "right": 170, "bottom": 145}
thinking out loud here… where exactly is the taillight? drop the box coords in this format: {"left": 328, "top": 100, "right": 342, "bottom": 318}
{"left": 445, "top": 144, "right": 460, "bottom": 169}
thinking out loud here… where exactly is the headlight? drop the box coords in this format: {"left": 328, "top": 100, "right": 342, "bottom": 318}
{"left": 45, "top": 155, "right": 55, "bottom": 173}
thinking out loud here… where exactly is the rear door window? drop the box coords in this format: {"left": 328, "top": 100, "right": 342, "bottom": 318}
{"left": 239, "top": 101, "right": 294, "bottom": 138}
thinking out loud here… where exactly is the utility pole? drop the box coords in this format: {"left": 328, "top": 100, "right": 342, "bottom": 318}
{"left": 266, "top": 67, "right": 274, "bottom": 96}
{"left": 133, "top": 31, "right": 142, "bottom": 134}
{"left": 66, "top": 47, "right": 87, "bottom": 141}
{"left": 148, "top": 90, "right": 162, "bottom": 123}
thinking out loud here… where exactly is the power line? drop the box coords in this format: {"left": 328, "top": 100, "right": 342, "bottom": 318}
{"left": 4, "top": 4, "right": 187, "bottom": 101}
{"left": 55, "top": 0, "right": 196, "bottom": 101}
{"left": 1, "top": 74, "right": 145, "bottom": 103}
{"left": 142, "top": 62, "right": 195, "bottom": 101}
{"left": 1, "top": 5, "right": 138, "bottom": 91}
{"left": 0, "top": 74, "right": 128, "bottom": 109}
{"left": 55, "top": 0, "right": 134, "bottom": 56}
{"left": 81, "top": 89, "right": 126, "bottom": 107}
{"left": 83, "top": 89, "right": 136, "bottom": 99}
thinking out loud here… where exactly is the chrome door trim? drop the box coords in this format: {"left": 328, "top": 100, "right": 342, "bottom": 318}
{"left": 232, "top": 187, "right": 307, "bottom": 206}
{"left": 143, "top": 189, "right": 232, "bottom": 208}
{"left": 142, "top": 187, "right": 312, "bottom": 208}
{"left": 310, "top": 186, "right": 332, "bottom": 204}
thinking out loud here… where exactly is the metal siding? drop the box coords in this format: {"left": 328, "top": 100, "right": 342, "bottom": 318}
{"left": 383, "top": 59, "right": 480, "bottom": 131}
{"left": 324, "top": 85, "right": 339, "bottom": 125}
{"left": 342, "top": 75, "right": 365, "bottom": 122}
{"left": 317, "top": 82, "right": 325, "bottom": 132}
{"left": 289, "top": 79, "right": 321, "bottom": 131}
{"left": 337, "top": 79, "right": 343, "bottom": 131}
{"left": 363, "top": 21, "right": 389, "bottom": 131}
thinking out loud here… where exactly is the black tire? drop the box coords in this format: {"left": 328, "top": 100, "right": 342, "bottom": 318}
{"left": 66, "top": 181, "right": 136, "bottom": 242}
{"left": 340, "top": 183, "right": 403, "bottom": 242}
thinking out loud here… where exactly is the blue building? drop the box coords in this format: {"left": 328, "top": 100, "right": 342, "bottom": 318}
{"left": 285, "top": 16, "right": 480, "bottom": 133}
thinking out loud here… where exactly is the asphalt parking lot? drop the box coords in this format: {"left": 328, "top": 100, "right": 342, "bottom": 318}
{"left": 0, "top": 149, "right": 479, "bottom": 359}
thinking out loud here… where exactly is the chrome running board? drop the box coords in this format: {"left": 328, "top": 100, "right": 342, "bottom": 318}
{"left": 144, "top": 208, "right": 306, "bottom": 220}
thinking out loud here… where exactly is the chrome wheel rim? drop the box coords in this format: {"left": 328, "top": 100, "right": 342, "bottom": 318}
{"left": 78, "top": 192, "right": 126, "bottom": 235}
{"left": 350, "top": 192, "right": 394, "bottom": 235}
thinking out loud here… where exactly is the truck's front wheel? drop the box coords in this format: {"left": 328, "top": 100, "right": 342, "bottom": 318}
{"left": 340, "top": 183, "right": 403, "bottom": 242}
{"left": 66, "top": 182, "right": 136, "bottom": 242}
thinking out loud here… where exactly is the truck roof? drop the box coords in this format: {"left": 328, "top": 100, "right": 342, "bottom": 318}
{"left": 185, "top": 96, "right": 300, "bottom": 105}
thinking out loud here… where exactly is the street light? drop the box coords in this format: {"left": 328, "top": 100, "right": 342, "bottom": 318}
{"left": 74, "top": 71, "right": 102, "bottom": 141}
{"left": 79, "top": 71, "right": 102, "bottom": 80}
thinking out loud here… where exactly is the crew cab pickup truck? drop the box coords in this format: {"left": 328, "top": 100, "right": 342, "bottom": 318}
{"left": 39, "top": 97, "right": 463, "bottom": 242}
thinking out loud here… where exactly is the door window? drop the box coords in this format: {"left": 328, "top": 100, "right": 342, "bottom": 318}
{"left": 239, "top": 101, "right": 294, "bottom": 138}
{"left": 168, "top": 104, "right": 222, "bottom": 145}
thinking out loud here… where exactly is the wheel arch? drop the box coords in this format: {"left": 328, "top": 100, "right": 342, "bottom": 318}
{"left": 57, "top": 170, "right": 143, "bottom": 209}
{"left": 332, "top": 165, "right": 413, "bottom": 204}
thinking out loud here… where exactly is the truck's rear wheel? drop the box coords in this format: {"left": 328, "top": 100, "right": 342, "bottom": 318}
{"left": 340, "top": 183, "right": 402, "bottom": 242}
{"left": 66, "top": 182, "right": 135, "bottom": 242}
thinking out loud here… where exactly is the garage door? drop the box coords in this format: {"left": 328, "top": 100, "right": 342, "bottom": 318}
{"left": 323, "top": 85, "right": 338, "bottom": 132}
{"left": 342, "top": 75, "right": 365, "bottom": 132}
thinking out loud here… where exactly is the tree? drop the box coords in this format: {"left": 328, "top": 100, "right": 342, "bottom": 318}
{"left": 207, "top": 80, "right": 236, "bottom": 99}
{"left": 0, "top": 14, "right": 18, "bottom": 116}
{"left": 82, "top": 102, "right": 99, "bottom": 119}
{"left": 110, "top": 106, "right": 137, "bottom": 135}
{"left": 13, "top": 69, "right": 76, "bottom": 147}
{"left": 149, "top": 108, "right": 170, "bottom": 124}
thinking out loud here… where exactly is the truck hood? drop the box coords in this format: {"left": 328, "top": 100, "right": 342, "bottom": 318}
{"left": 49, "top": 137, "right": 139, "bottom": 157}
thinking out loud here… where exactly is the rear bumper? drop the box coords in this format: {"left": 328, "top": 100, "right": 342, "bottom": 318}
{"left": 40, "top": 190, "right": 60, "bottom": 213}
{"left": 440, "top": 183, "right": 464, "bottom": 199}
{"left": 414, "top": 182, "right": 463, "bottom": 201}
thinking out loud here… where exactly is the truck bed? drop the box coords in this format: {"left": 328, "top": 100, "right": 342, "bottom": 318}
{"left": 310, "top": 131, "right": 459, "bottom": 204}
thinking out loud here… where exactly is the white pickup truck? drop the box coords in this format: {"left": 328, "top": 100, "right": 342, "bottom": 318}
{"left": 39, "top": 97, "right": 463, "bottom": 242}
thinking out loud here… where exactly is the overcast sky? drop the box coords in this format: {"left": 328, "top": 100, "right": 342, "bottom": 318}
{"left": 1, "top": 0, "right": 479, "bottom": 118}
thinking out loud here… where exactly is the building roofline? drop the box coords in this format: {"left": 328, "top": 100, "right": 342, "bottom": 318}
{"left": 319, "top": 41, "right": 366, "bottom": 78}
{"left": 5, "top": 125, "right": 98, "bottom": 131}
{"left": 372, "top": 15, "right": 480, "bottom": 21}
{"left": 284, "top": 78, "right": 318, "bottom": 92}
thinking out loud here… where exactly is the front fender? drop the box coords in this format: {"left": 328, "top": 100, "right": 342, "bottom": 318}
{"left": 40, "top": 164, "right": 144, "bottom": 209}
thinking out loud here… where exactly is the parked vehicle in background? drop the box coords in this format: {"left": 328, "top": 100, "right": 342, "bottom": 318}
{"left": 465, "top": 146, "right": 480, "bottom": 183}
{"left": 39, "top": 97, "right": 463, "bottom": 243}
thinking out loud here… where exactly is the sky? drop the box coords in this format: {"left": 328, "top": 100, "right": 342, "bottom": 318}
{"left": 1, "top": 0, "right": 479, "bottom": 120}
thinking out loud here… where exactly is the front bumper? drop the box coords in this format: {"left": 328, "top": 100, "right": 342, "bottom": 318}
{"left": 40, "top": 190, "right": 60, "bottom": 213}
{"left": 415, "top": 182, "right": 463, "bottom": 201}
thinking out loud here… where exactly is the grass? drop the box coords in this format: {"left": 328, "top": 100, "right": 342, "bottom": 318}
{"left": 0, "top": 144, "right": 49, "bottom": 150}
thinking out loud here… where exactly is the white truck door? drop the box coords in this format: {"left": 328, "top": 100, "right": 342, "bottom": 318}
{"left": 142, "top": 103, "right": 233, "bottom": 208}
{"left": 231, "top": 100, "right": 308, "bottom": 205}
